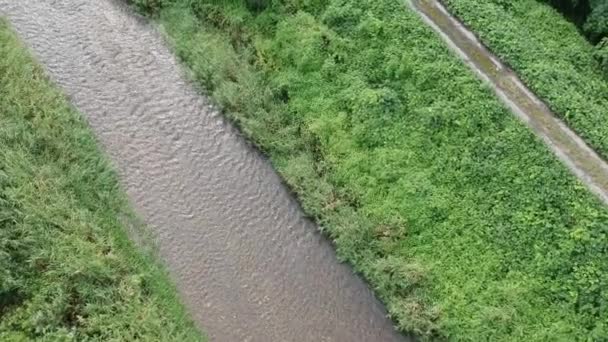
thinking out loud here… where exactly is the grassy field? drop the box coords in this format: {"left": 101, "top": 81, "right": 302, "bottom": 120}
{"left": 442, "top": 0, "right": 608, "bottom": 161}
{"left": 127, "top": 0, "right": 608, "bottom": 340}
{"left": 0, "top": 19, "right": 204, "bottom": 341}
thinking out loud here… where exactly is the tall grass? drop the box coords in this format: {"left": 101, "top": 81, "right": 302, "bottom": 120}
{"left": 0, "top": 19, "right": 204, "bottom": 341}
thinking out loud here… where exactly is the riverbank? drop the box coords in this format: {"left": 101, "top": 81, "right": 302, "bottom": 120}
{"left": 0, "top": 19, "right": 203, "bottom": 341}
{"left": 133, "top": 0, "right": 608, "bottom": 340}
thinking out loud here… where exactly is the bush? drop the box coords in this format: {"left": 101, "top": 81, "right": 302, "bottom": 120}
{"left": 593, "top": 37, "right": 608, "bottom": 73}
{"left": 129, "top": 0, "right": 167, "bottom": 14}
{"left": 246, "top": 0, "right": 270, "bottom": 11}
{"left": 540, "top": 0, "right": 608, "bottom": 56}
{"left": 585, "top": 1, "right": 608, "bottom": 42}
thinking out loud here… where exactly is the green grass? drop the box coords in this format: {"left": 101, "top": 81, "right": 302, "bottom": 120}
{"left": 0, "top": 19, "right": 204, "bottom": 341}
{"left": 127, "top": 0, "right": 608, "bottom": 340}
{"left": 441, "top": 0, "right": 608, "bottom": 161}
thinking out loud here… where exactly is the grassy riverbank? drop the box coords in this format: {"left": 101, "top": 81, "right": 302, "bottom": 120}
{"left": 442, "top": 0, "right": 608, "bottom": 161}
{"left": 133, "top": 0, "right": 608, "bottom": 340}
{"left": 0, "top": 19, "right": 203, "bottom": 341}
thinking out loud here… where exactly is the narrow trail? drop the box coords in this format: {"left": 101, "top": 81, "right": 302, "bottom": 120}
{"left": 0, "top": 1, "right": 405, "bottom": 341}
{"left": 410, "top": 0, "right": 608, "bottom": 206}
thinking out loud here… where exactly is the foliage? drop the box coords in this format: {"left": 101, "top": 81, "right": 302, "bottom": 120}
{"left": 128, "top": 0, "right": 271, "bottom": 14}
{"left": 539, "top": 0, "right": 608, "bottom": 67}
{"left": 0, "top": 20, "right": 203, "bottom": 341}
{"left": 137, "top": 0, "right": 608, "bottom": 340}
{"left": 594, "top": 37, "right": 608, "bottom": 73}
{"left": 584, "top": 0, "right": 608, "bottom": 42}
{"left": 129, "top": 0, "right": 164, "bottom": 14}
{"left": 246, "top": 0, "right": 271, "bottom": 12}
{"left": 540, "top": 0, "right": 592, "bottom": 25}
{"left": 443, "top": 0, "right": 608, "bottom": 161}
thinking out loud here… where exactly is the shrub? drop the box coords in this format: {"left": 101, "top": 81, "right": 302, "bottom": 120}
{"left": 246, "top": 0, "right": 270, "bottom": 12}
{"left": 593, "top": 37, "right": 608, "bottom": 73}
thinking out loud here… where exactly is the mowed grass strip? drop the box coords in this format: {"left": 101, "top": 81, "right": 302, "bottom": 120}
{"left": 442, "top": 0, "right": 608, "bottom": 161}
{"left": 0, "top": 19, "right": 203, "bottom": 341}
{"left": 129, "top": 0, "right": 608, "bottom": 340}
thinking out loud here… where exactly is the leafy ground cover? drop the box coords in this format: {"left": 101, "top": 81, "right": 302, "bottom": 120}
{"left": 442, "top": 0, "right": 608, "bottom": 161}
{"left": 0, "top": 19, "right": 203, "bottom": 341}
{"left": 130, "top": 0, "right": 608, "bottom": 340}
{"left": 538, "top": 0, "right": 608, "bottom": 73}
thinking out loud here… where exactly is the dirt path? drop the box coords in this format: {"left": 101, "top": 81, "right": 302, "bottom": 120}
{"left": 0, "top": 1, "right": 405, "bottom": 341}
{"left": 410, "top": 0, "right": 608, "bottom": 205}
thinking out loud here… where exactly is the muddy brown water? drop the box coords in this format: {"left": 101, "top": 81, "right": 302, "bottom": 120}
{"left": 410, "top": 0, "right": 608, "bottom": 206}
{"left": 0, "top": 1, "right": 406, "bottom": 341}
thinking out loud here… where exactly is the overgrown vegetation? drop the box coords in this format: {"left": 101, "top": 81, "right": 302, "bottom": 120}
{"left": 131, "top": 0, "right": 608, "bottom": 340}
{"left": 540, "top": 0, "right": 607, "bottom": 41}
{"left": 538, "top": 0, "right": 608, "bottom": 74}
{"left": 0, "top": 19, "right": 203, "bottom": 341}
{"left": 443, "top": 0, "right": 608, "bottom": 162}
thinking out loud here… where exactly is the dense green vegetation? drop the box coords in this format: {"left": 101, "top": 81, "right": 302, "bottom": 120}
{"left": 0, "top": 20, "right": 203, "bottom": 341}
{"left": 443, "top": 0, "right": 608, "bottom": 162}
{"left": 538, "top": 0, "right": 608, "bottom": 73}
{"left": 131, "top": 0, "right": 608, "bottom": 340}
{"left": 540, "top": 0, "right": 607, "bottom": 41}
